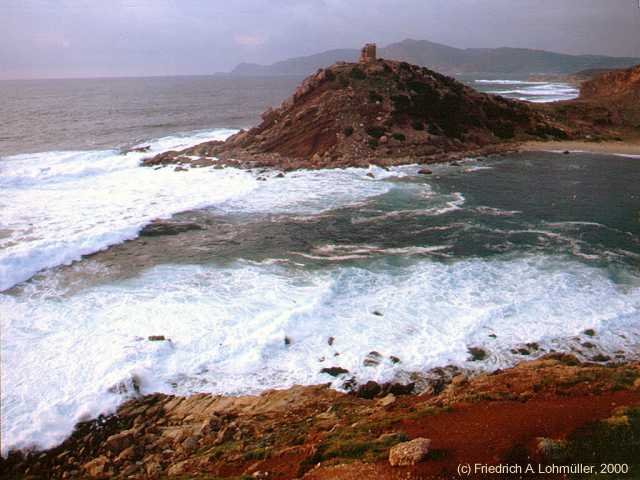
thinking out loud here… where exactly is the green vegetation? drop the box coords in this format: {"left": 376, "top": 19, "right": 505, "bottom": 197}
{"left": 343, "top": 126, "right": 354, "bottom": 137}
{"left": 365, "top": 126, "right": 386, "bottom": 138}
{"left": 391, "top": 132, "right": 406, "bottom": 141}
{"left": 350, "top": 67, "right": 366, "bottom": 80}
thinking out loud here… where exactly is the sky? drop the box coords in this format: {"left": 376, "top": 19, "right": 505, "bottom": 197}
{"left": 1, "top": 0, "right": 639, "bottom": 79}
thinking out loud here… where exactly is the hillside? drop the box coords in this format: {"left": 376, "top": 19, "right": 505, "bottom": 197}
{"left": 146, "top": 57, "right": 568, "bottom": 170}
{"left": 229, "top": 39, "right": 640, "bottom": 77}
{"left": 540, "top": 64, "right": 640, "bottom": 138}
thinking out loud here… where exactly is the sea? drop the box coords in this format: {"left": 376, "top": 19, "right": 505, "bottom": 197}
{"left": 1, "top": 75, "right": 638, "bottom": 455}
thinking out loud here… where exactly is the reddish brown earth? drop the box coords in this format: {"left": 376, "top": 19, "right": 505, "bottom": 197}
{"left": 3, "top": 355, "right": 639, "bottom": 479}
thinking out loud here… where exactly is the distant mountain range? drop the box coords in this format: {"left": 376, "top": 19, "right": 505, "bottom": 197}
{"left": 228, "top": 39, "right": 640, "bottom": 77}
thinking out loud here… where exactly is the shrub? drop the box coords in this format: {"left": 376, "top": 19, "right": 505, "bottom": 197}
{"left": 368, "top": 90, "right": 383, "bottom": 102}
{"left": 368, "top": 138, "right": 379, "bottom": 148}
{"left": 324, "top": 69, "right": 336, "bottom": 81}
{"left": 365, "top": 126, "right": 386, "bottom": 138}
{"left": 391, "top": 94, "right": 412, "bottom": 113}
{"left": 350, "top": 67, "right": 366, "bottom": 80}
{"left": 411, "top": 120, "right": 425, "bottom": 131}
{"left": 391, "top": 132, "right": 406, "bottom": 141}
{"left": 343, "top": 126, "right": 354, "bottom": 137}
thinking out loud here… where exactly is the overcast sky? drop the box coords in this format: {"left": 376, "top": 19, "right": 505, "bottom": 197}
{"left": 1, "top": 0, "right": 639, "bottom": 79}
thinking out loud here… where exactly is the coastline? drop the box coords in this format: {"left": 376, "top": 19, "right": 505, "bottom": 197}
{"left": 2, "top": 355, "right": 638, "bottom": 479}
{"left": 519, "top": 139, "right": 640, "bottom": 157}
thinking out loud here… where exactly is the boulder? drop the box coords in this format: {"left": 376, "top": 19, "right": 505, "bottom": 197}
{"left": 389, "top": 438, "right": 432, "bottom": 466}
{"left": 320, "top": 367, "right": 349, "bottom": 377}
{"left": 83, "top": 456, "right": 109, "bottom": 477}
{"left": 105, "top": 430, "right": 134, "bottom": 454}
{"left": 363, "top": 351, "right": 383, "bottom": 367}
{"left": 140, "top": 221, "right": 203, "bottom": 237}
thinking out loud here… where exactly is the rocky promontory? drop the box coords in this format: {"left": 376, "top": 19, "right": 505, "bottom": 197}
{"left": 143, "top": 58, "right": 571, "bottom": 171}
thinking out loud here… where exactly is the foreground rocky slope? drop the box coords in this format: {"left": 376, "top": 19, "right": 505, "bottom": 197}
{"left": 144, "top": 58, "right": 569, "bottom": 171}
{"left": 3, "top": 355, "right": 639, "bottom": 479}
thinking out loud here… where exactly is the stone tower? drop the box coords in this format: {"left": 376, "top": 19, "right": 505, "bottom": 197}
{"left": 359, "top": 43, "right": 377, "bottom": 63}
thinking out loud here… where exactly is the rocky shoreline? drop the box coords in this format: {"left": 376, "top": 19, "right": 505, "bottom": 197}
{"left": 2, "top": 355, "right": 639, "bottom": 479}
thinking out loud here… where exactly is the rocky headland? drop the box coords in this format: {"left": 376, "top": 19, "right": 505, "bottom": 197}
{"left": 143, "top": 59, "right": 639, "bottom": 173}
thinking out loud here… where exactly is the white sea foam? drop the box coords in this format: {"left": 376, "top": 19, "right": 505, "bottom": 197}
{"left": 475, "top": 80, "right": 548, "bottom": 85}
{"left": 0, "top": 131, "right": 393, "bottom": 292}
{"left": 2, "top": 255, "right": 638, "bottom": 454}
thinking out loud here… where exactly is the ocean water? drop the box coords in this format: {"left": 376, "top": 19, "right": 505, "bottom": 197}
{"left": 0, "top": 77, "right": 635, "bottom": 455}
{"left": 472, "top": 79, "right": 579, "bottom": 102}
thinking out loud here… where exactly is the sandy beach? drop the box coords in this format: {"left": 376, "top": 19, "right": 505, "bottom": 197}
{"left": 520, "top": 139, "right": 640, "bottom": 156}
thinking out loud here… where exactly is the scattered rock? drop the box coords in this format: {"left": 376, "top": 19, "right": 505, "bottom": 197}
{"left": 140, "top": 220, "right": 203, "bottom": 237}
{"left": 468, "top": 347, "right": 487, "bottom": 361}
{"left": 377, "top": 394, "right": 396, "bottom": 407}
{"left": 174, "top": 165, "right": 188, "bottom": 172}
{"left": 366, "top": 172, "right": 375, "bottom": 178}
{"left": 389, "top": 355, "right": 401, "bottom": 364}
{"left": 591, "top": 354, "right": 611, "bottom": 362}
{"left": 320, "top": 367, "right": 349, "bottom": 377}
{"left": 82, "top": 456, "right": 109, "bottom": 477}
{"left": 355, "top": 381, "right": 382, "bottom": 399}
{"left": 105, "top": 430, "right": 134, "bottom": 454}
{"left": 363, "top": 351, "right": 383, "bottom": 367}
{"left": 389, "top": 438, "right": 432, "bottom": 466}
{"left": 328, "top": 336, "right": 335, "bottom": 346}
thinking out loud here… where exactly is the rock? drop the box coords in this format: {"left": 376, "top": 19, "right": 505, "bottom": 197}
{"left": 115, "top": 445, "right": 137, "bottom": 462}
{"left": 174, "top": 165, "right": 188, "bottom": 172}
{"left": 366, "top": 172, "right": 375, "bottom": 178}
{"left": 468, "top": 347, "right": 487, "bottom": 361}
{"left": 363, "top": 351, "right": 383, "bottom": 367}
{"left": 125, "top": 145, "right": 150, "bottom": 154}
{"left": 372, "top": 310, "right": 383, "bottom": 317}
{"left": 379, "top": 135, "right": 388, "bottom": 144}
{"left": 377, "top": 393, "right": 396, "bottom": 407}
{"left": 105, "top": 430, "right": 134, "bottom": 453}
{"left": 284, "top": 336, "right": 292, "bottom": 346}
{"left": 328, "top": 336, "right": 335, "bottom": 346}
{"left": 275, "top": 172, "right": 285, "bottom": 178}
{"left": 355, "top": 381, "right": 382, "bottom": 399}
{"left": 121, "top": 464, "right": 139, "bottom": 476}
{"left": 181, "top": 435, "right": 200, "bottom": 453}
{"left": 389, "top": 355, "right": 401, "bottom": 364}
{"left": 563, "top": 150, "right": 571, "bottom": 155}
{"left": 418, "top": 168, "right": 433, "bottom": 175}
{"left": 82, "top": 456, "right": 109, "bottom": 477}
{"left": 148, "top": 335, "right": 166, "bottom": 342}
{"left": 389, "top": 438, "right": 432, "bottom": 466}
{"left": 140, "top": 220, "right": 203, "bottom": 237}
{"left": 384, "top": 382, "right": 415, "bottom": 396}
{"left": 320, "top": 366, "right": 349, "bottom": 377}
{"left": 450, "top": 161, "right": 462, "bottom": 167}
{"left": 583, "top": 329, "right": 596, "bottom": 337}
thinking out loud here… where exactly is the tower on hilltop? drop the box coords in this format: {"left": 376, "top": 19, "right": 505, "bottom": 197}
{"left": 359, "top": 43, "right": 377, "bottom": 63}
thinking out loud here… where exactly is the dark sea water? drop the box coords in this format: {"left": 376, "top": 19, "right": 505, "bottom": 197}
{"left": 0, "top": 74, "right": 635, "bottom": 455}
{"left": 0, "top": 76, "right": 302, "bottom": 156}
